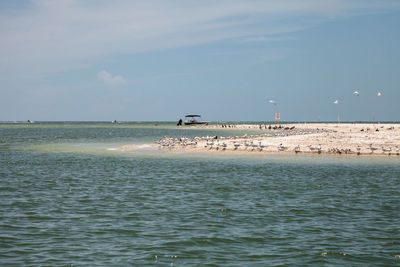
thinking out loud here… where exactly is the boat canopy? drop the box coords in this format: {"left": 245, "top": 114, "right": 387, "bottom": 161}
{"left": 185, "top": 115, "right": 201, "bottom": 117}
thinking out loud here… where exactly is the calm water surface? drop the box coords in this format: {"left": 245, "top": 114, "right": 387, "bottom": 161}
{"left": 1, "top": 122, "right": 400, "bottom": 266}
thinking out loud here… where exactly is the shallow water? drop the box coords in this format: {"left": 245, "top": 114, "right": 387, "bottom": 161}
{"left": 1, "top": 122, "right": 400, "bottom": 266}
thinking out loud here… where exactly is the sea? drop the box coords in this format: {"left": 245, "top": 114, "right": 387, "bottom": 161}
{"left": 1, "top": 122, "right": 399, "bottom": 266}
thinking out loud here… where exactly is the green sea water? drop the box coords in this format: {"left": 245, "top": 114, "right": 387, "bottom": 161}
{"left": 1, "top": 122, "right": 399, "bottom": 266}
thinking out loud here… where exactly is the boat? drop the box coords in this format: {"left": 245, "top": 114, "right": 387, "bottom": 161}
{"left": 183, "top": 115, "right": 209, "bottom": 126}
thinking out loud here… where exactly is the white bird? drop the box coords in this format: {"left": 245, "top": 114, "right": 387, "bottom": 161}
{"left": 233, "top": 142, "right": 241, "bottom": 150}
{"left": 243, "top": 141, "right": 250, "bottom": 149}
{"left": 258, "top": 141, "right": 266, "bottom": 151}
{"left": 377, "top": 91, "right": 382, "bottom": 96}
{"left": 206, "top": 141, "right": 214, "bottom": 149}
{"left": 353, "top": 90, "right": 360, "bottom": 96}
{"left": 215, "top": 142, "right": 220, "bottom": 150}
{"left": 333, "top": 100, "right": 339, "bottom": 104}
{"left": 251, "top": 141, "right": 258, "bottom": 151}
{"left": 369, "top": 144, "right": 378, "bottom": 152}
{"left": 221, "top": 142, "right": 227, "bottom": 150}
{"left": 278, "top": 143, "right": 288, "bottom": 151}
{"left": 268, "top": 100, "right": 277, "bottom": 105}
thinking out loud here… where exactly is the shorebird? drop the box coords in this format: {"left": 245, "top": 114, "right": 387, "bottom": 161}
{"left": 382, "top": 147, "right": 392, "bottom": 153}
{"left": 243, "top": 141, "right": 250, "bottom": 150}
{"left": 233, "top": 142, "right": 241, "bottom": 150}
{"left": 206, "top": 141, "right": 214, "bottom": 149}
{"left": 356, "top": 145, "right": 361, "bottom": 155}
{"left": 251, "top": 141, "right": 258, "bottom": 151}
{"left": 215, "top": 142, "right": 220, "bottom": 150}
{"left": 395, "top": 146, "right": 399, "bottom": 156}
{"left": 294, "top": 145, "right": 300, "bottom": 153}
{"left": 369, "top": 144, "right": 378, "bottom": 153}
{"left": 258, "top": 141, "right": 266, "bottom": 151}
{"left": 278, "top": 143, "right": 288, "bottom": 151}
{"left": 221, "top": 142, "right": 227, "bottom": 150}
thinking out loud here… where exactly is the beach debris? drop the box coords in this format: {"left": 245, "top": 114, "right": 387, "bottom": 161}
{"left": 377, "top": 91, "right": 382, "bottom": 96}
{"left": 353, "top": 90, "right": 360, "bottom": 96}
{"left": 268, "top": 99, "right": 277, "bottom": 105}
{"left": 333, "top": 100, "right": 339, "bottom": 104}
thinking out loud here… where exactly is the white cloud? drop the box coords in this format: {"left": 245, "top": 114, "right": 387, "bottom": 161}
{"left": 0, "top": 0, "right": 399, "bottom": 75}
{"left": 97, "top": 70, "right": 126, "bottom": 86}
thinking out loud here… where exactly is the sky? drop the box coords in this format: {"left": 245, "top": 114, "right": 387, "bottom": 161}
{"left": 1, "top": 0, "right": 399, "bottom": 122}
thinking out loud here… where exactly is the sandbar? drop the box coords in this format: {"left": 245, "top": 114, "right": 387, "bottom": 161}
{"left": 154, "top": 123, "right": 400, "bottom": 157}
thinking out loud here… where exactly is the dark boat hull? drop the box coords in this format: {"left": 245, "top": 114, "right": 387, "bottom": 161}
{"left": 184, "top": 121, "right": 209, "bottom": 126}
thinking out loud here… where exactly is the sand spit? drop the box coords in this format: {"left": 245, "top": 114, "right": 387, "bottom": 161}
{"left": 156, "top": 123, "right": 400, "bottom": 157}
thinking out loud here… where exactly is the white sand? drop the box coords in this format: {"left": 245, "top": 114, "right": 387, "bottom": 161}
{"left": 158, "top": 123, "right": 400, "bottom": 157}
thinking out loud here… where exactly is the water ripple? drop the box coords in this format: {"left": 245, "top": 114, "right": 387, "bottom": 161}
{"left": 1, "top": 124, "right": 400, "bottom": 265}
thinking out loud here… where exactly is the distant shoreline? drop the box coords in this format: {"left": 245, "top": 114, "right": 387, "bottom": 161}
{"left": 1, "top": 120, "right": 400, "bottom": 124}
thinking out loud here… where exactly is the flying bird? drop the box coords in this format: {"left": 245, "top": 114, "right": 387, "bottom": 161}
{"left": 268, "top": 100, "right": 277, "bottom": 105}
{"left": 333, "top": 100, "right": 339, "bottom": 104}
{"left": 377, "top": 91, "right": 382, "bottom": 96}
{"left": 353, "top": 90, "right": 360, "bottom": 96}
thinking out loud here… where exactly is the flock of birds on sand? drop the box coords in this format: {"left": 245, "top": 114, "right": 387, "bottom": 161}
{"left": 156, "top": 127, "right": 400, "bottom": 156}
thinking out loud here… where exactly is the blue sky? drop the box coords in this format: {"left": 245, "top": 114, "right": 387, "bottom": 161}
{"left": 1, "top": 0, "right": 399, "bottom": 122}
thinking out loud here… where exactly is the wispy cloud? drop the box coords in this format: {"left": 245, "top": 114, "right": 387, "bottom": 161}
{"left": 97, "top": 70, "right": 126, "bottom": 86}
{"left": 0, "top": 0, "right": 399, "bottom": 75}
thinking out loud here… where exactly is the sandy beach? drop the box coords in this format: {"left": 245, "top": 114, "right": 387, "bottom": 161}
{"left": 124, "top": 123, "right": 400, "bottom": 157}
